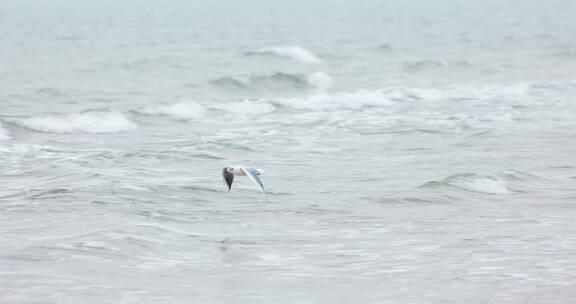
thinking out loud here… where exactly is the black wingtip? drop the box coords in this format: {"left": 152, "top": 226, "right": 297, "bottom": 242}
{"left": 223, "top": 167, "right": 234, "bottom": 192}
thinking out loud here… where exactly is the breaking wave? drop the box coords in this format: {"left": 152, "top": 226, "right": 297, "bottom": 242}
{"left": 210, "top": 99, "right": 277, "bottom": 116}
{"left": 135, "top": 101, "right": 207, "bottom": 120}
{"left": 211, "top": 71, "right": 332, "bottom": 91}
{"left": 13, "top": 111, "right": 138, "bottom": 134}
{"left": 134, "top": 99, "right": 276, "bottom": 120}
{"left": 247, "top": 46, "right": 321, "bottom": 63}
{"left": 306, "top": 71, "right": 333, "bottom": 90}
{"left": 270, "top": 89, "right": 398, "bottom": 111}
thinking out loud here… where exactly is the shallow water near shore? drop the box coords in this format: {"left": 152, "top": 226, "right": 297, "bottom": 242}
{"left": 2, "top": 1, "right": 576, "bottom": 303}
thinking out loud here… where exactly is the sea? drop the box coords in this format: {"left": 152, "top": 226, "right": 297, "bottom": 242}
{"left": 1, "top": 0, "right": 576, "bottom": 303}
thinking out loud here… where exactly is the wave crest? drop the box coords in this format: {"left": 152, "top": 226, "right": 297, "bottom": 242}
{"left": 247, "top": 46, "right": 321, "bottom": 63}
{"left": 272, "top": 90, "right": 395, "bottom": 111}
{"left": 306, "top": 72, "right": 333, "bottom": 90}
{"left": 135, "top": 101, "right": 206, "bottom": 120}
{"left": 13, "top": 111, "right": 138, "bottom": 134}
{"left": 211, "top": 100, "right": 277, "bottom": 116}
{"left": 419, "top": 173, "right": 511, "bottom": 194}
{"left": 402, "top": 60, "right": 470, "bottom": 72}
{"left": 211, "top": 71, "right": 332, "bottom": 91}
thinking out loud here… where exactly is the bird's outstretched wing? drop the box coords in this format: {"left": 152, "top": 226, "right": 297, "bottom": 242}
{"left": 241, "top": 167, "right": 265, "bottom": 193}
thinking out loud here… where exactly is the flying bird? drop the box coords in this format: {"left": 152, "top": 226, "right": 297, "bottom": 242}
{"left": 222, "top": 166, "right": 265, "bottom": 194}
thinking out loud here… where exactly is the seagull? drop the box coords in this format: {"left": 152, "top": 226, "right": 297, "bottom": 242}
{"left": 222, "top": 166, "right": 265, "bottom": 194}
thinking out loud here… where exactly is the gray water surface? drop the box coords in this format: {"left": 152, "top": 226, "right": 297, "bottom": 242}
{"left": 2, "top": 1, "right": 576, "bottom": 303}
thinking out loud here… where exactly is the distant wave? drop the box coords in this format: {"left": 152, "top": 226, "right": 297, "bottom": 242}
{"left": 211, "top": 71, "right": 332, "bottom": 91}
{"left": 0, "top": 122, "right": 10, "bottom": 140}
{"left": 135, "top": 101, "right": 207, "bottom": 120}
{"left": 12, "top": 111, "right": 137, "bottom": 134}
{"left": 402, "top": 60, "right": 470, "bottom": 72}
{"left": 247, "top": 46, "right": 321, "bottom": 63}
{"left": 34, "top": 87, "right": 66, "bottom": 98}
{"left": 377, "top": 43, "right": 395, "bottom": 52}
{"left": 552, "top": 48, "right": 576, "bottom": 59}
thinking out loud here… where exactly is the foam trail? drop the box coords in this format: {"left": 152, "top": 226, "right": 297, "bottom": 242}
{"left": 136, "top": 101, "right": 207, "bottom": 120}
{"left": 250, "top": 46, "right": 321, "bottom": 63}
{"left": 14, "top": 111, "right": 138, "bottom": 134}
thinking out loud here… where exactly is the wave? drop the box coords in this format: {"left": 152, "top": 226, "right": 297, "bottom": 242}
{"left": 135, "top": 101, "right": 207, "bottom": 120}
{"left": 270, "top": 82, "right": 534, "bottom": 112}
{"left": 210, "top": 99, "right": 277, "bottom": 116}
{"left": 270, "top": 89, "right": 396, "bottom": 111}
{"left": 12, "top": 111, "right": 138, "bottom": 134}
{"left": 377, "top": 43, "right": 395, "bottom": 52}
{"left": 33, "top": 87, "right": 66, "bottom": 98}
{"left": 134, "top": 99, "right": 276, "bottom": 120}
{"left": 211, "top": 71, "right": 332, "bottom": 91}
{"left": 0, "top": 122, "right": 10, "bottom": 140}
{"left": 305, "top": 72, "right": 333, "bottom": 90}
{"left": 418, "top": 173, "right": 512, "bottom": 194}
{"left": 129, "top": 84, "right": 535, "bottom": 125}
{"left": 247, "top": 46, "right": 321, "bottom": 63}
{"left": 402, "top": 60, "right": 470, "bottom": 72}
{"left": 12, "top": 82, "right": 537, "bottom": 135}
{"left": 552, "top": 48, "right": 576, "bottom": 59}
{"left": 415, "top": 169, "right": 555, "bottom": 197}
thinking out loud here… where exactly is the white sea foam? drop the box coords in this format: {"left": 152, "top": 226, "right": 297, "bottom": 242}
{"left": 136, "top": 101, "right": 207, "bottom": 120}
{"left": 451, "top": 174, "right": 511, "bottom": 195}
{"left": 271, "top": 83, "right": 533, "bottom": 112}
{"left": 0, "top": 122, "right": 10, "bottom": 140}
{"left": 274, "top": 90, "right": 394, "bottom": 111}
{"left": 251, "top": 46, "right": 321, "bottom": 63}
{"left": 212, "top": 100, "right": 277, "bottom": 116}
{"left": 306, "top": 71, "right": 333, "bottom": 90}
{"left": 14, "top": 111, "right": 138, "bottom": 134}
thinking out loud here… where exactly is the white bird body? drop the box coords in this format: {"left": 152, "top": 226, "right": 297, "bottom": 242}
{"left": 231, "top": 167, "right": 247, "bottom": 176}
{"left": 223, "top": 166, "right": 265, "bottom": 194}
{"left": 231, "top": 167, "right": 264, "bottom": 176}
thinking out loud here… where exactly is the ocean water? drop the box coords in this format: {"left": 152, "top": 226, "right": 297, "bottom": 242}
{"left": 2, "top": 0, "right": 576, "bottom": 303}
